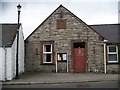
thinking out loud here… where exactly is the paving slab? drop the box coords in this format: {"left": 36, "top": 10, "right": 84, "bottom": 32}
{"left": 2, "top": 72, "right": 118, "bottom": 85}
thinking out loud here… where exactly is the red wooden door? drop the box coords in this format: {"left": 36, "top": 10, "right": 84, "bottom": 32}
{"left": 73, "top": 48, "right": 86, "bottom": 72}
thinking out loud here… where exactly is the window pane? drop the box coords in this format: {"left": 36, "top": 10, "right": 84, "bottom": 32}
{"left": 43, "top": 54, "right": 52, "bottom": 62}
{"left": 108, "top": 54, "right": 117, "bottom": 61}
{"left": 44, "top": 45, "right": 51, "bottom": 52}
{"left": 109, "top": 46, "right": 116, "bottom": 52}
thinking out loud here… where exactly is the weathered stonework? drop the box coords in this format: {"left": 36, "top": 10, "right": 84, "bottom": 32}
{"left": 107, "top": 64, "right": 119, "bottom": 73}
{"left": 25, "top": 5, "right": 104, "bottom": 73}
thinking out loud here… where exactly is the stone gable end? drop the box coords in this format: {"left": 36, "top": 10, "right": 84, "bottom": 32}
{"left": 25, "top": 5, "right": 104, "bottom": 73}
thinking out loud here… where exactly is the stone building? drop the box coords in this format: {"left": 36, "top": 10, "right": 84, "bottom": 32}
{"left": 25, "top": 5, "right": 105, "bottom": 73}
{"left": 91, "top": 24, "right": 119, "bottom": 73}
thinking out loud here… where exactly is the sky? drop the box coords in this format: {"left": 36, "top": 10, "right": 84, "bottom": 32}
{"left": 0, "top": 0, "right": 119, "bottom": 39}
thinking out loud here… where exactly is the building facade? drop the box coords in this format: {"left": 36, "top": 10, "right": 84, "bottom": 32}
{"left": 0, "top": 24, "right": 24, "bottom": 81}
{"left": 25, "top": 5, "right": 104, "bottom": 73}
{"left": 91, "top": 24, "right": 119, "bottom": 73}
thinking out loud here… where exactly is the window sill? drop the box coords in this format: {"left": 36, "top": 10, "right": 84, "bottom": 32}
{"left": 107, "top": 62, "right": 119, "bottom": 65}
{"left": 41, "top": 63, "right": 55, "bottom": 65}
{"left": 57, "top": 61, "right": 67, "bottom": 62}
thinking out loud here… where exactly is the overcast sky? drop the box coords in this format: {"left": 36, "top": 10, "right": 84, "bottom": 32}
{"left": 0, "top": 0, "right": 119, "bottom": 39}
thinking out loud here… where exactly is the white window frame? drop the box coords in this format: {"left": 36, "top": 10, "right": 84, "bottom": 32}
{"left": 43, "top": 44, "right": 52, "bottom": 63}
{"left": 108, "top": 45, "right": 118, "bottom": 63}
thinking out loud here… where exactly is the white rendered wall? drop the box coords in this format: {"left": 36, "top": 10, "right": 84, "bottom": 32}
{"left": 11, "top": 35, "right": 17, "bottom": 78}
{"left": 0, "top": 48, "right": 5, "bottom": 81}
{"left": 11, "top": 25, "right": 24, "bottom": 79}
{"left": 0, "top": 25, "right": 24, "bottom": 81}
{"left": 6, "top": 48, "right": 12, "bottom": 80}
{"left": 18, "top": 26, "right": 24, "bottom": 74}
{"left": 0, "top": 47, "right": 12, "bottom": 81}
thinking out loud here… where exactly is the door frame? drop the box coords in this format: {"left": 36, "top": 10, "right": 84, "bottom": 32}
{"left": 71, "top": 39, "right": 88, "bottom": 72}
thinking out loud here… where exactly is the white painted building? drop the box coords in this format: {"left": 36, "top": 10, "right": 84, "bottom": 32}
{"left": 0, "top": 24, "right": 24, "bottom": 81}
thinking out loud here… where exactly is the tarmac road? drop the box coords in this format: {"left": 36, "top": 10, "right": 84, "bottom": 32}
{"left": 2, "top": 80, "right": 118, "bottom": 88}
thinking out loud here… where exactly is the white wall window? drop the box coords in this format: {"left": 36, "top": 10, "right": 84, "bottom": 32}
{"left": 108, "top": 45, "right": 118, "bottom": 63}
{"left": 43, "top": 44, "right": 52, "bottom": 63}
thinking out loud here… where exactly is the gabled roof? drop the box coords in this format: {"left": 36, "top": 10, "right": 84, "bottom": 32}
{"left": 90, "top": 24, "right": 120, "bottom": 43}
{"left": 25, "top": 5, "right": 103, "bottom": 40}
{"left": 0, "top": 23, "right": 18, "bottom": 47}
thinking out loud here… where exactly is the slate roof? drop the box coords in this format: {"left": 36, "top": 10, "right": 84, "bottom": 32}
{"left": 0, "top": 24, "right": 18, "bottom": 47}
{"left": 90, "top": 24, "right": 120, "bottom": 44}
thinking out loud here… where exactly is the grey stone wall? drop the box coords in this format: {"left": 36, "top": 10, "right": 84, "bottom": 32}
{"left": 107, "top": 64, "right": 119, "bottom": 73}
{"left": 25, "top": 6, "right": 104, "bottom": 73}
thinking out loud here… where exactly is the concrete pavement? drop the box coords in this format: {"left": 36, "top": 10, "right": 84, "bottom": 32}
{"left": 2, "top": 72, "right": 118, "bottom": 85}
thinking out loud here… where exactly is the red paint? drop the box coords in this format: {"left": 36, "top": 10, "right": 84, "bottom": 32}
{"left": 73, "top": 48, "right": 86, "bottom": 72}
